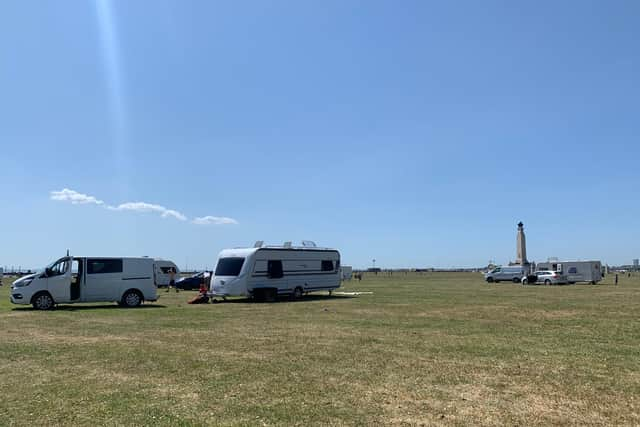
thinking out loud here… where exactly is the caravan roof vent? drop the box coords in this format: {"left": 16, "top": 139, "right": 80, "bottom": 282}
{"left": 301, "top": 240, "right": 317, "bottom": 248}
{"left": 283, "top": 241, "right": 292, "bottom": 248}
{"left": 254, "top": 241, "right": 264, "bottom": 248}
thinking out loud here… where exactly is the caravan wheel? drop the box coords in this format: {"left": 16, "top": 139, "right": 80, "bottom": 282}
{"left": 292, "top": 287, "right": 303, "bottom": 300}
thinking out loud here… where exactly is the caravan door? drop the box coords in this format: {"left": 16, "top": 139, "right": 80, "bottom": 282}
{"left": 46, "top": 257, "right": 73, "bottom": 302}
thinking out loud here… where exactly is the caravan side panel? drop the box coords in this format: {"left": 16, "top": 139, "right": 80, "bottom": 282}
{"left": 247, "top": 249, "right": 341, "bottom": 295}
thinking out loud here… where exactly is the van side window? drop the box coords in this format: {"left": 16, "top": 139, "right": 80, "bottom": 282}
{"left": 267, "top": 260, "right": 283, "bottom": 279}
{"left": 88, "top": 259, "right": 123, "bottom": 274}
{"left": 48, "top": 259, "right": 70, "bottom": 276}
{"left": 321, "top": 260, "right": 334, "bottom": 272}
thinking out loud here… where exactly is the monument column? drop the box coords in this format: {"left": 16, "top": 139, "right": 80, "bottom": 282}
{"left": 516, "top": 222, "right": 528, "bottom": 265}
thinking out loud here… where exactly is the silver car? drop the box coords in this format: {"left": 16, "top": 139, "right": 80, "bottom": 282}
{"left": 522, "top": 271, "right": 568, "bottom": 285}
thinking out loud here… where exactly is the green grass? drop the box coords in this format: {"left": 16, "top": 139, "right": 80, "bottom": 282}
{"left": 1, "top": 272, "right": 639, "bottom": 426}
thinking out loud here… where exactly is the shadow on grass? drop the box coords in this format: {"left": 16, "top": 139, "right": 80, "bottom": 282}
{"left": 210, "top": 294, "right": 356, "bottom": 304}
{"left": 12, "top": 304, "right": 167, "bottom": 311}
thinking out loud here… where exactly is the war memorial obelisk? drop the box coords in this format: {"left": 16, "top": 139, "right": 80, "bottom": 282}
{"left": 515, "top": 222, "right": 533, "bottom": 272}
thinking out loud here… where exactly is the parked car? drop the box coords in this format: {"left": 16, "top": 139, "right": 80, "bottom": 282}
{"left": 175, "top": 272, "right": 205, "bottom": 290}
{"left": 521, "top": 271, "right": 568, "bottom": 285}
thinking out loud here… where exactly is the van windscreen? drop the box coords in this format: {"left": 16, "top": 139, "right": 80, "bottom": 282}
{"left": 215, "top": 258, "right": 245, "bottom": 276}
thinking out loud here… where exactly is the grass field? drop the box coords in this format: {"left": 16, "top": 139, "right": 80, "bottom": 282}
{"left": 1, "top": 272, "right": 639, "bottom": 426}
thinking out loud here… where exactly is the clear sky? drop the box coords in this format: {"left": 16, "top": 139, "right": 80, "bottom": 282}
{"left": 1, "top": 1, "right": 639, "bottom": 270}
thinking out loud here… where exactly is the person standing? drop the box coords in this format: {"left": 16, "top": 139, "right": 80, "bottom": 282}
{"left": 615, "top": 273, "right": 618, "bottom": 286}
{"left": 167, "top": 267, "right": 178, "bottom": 293}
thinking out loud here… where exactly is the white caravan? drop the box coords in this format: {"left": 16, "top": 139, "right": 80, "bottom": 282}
{"left": 154, "top": 259, "right": 180, "bottom": 287}
{"left": 341, "top": 266, "right": 353, "bottom": 281}
{"left": 209, "top": 242, "right": 341, "bottom": 300}
{"left": 536, "top": 261, "right": 603, "bottom": 284}
{"left": 10, "top": 256, "right": 158, "bottom": 310}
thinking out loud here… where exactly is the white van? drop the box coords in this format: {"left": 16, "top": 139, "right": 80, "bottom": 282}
{"left": 154, "top": 259, "right": 180, "bottom": 287}
{"left": 10, "top": 256, "right": 158, "bottom": 310}
{"left": 209, "top": 242, "right": 341, "bottom": 301}
{"left": 485, "top": 266, "right": 528, "bottom": 283}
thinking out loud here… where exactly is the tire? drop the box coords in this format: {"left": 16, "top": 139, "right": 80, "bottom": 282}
{"left": 121, "top": 290, "right": 142, "bottom": 308}
{"left": 495, "top": 280, "right": 500, "bottom": 283}
{"left": 544, "top": 279, "right": 551, "bottom": 286}
{"left": 522, "top": 278, "right": 528, "bottom": 285}
{"left": 265, "top": 288, "right": 277, "bottom": 303}
{"left": 292, "top": 287, "right": 303, "bottom": 300}
{"left": 486, "top": 277, "right": 494, "bottom": 283}
{"left": 32, "top": 292, "right": 54, "bottom": 310}
{"left": 512, "top": 277, "right": 520, "bottom": 283}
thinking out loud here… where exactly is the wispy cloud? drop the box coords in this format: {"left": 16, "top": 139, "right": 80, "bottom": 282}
{"left": 50, "top": 188, "right": 237, "bottom": 225}
{"left": 192, "top": 216, "right": 239, "bottom": 225}
{"left": 50, "top": 188, "right": 104, "bottom": 205}
{"left": 108, "top": 202, "right": 187, "bottom": 221}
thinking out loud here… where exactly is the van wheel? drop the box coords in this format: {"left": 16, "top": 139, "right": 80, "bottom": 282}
{"left": 121, "top": 290, "right": 142, "bottom": 308}
{"left": 544, "top": 279, "right": 551, "bottom": 286}
{"left": 512, "top": 277, "right": 520, "bottom": 283}
{"left": 486, "top": 277, "right": 494, "bottom": 283}
{"left": 292, "top": 287, "right": 303, "bottom": 300}
{"left": 522, "top": 278, "right": 528, "bottom": 285}
{"left": 32, "top": 292, "right": 54, "bottom": 310}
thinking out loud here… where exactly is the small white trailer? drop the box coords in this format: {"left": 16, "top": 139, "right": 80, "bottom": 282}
{"left": 536, "top": 261, "right": 603, "bottom": 284}
{"left": 210, "top": 241, "right": 341, "bottom": 301}
{"left": 340, "top": 266, "right": 353, "bottom": 281}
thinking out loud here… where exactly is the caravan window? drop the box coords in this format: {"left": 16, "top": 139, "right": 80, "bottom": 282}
{"left": 87, "top": 259, "right": 123, "bottom": 274}
{"left": 215, "top": 258, "right": 244, "bottom": 276}
{"left": 568, "top": 267, "right": 577, "bottom": 274}
{"left": 267, "top": 260, "right": 284, "bottom": 279}
{"left": 321, "top": 260, "right": 334, "bottom": 272}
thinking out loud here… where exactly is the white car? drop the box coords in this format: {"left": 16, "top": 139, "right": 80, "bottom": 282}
{"left": 522, "top": 271, "right": 568, "bottom": 285}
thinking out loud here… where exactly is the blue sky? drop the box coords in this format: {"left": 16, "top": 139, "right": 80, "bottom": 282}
{"left": 1, "top": 0, "right": 639, "bottom": 270}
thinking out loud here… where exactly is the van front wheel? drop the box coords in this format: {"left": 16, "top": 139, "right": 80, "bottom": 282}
{"left": 121, "top": 290, "right": 142, "bottom": 308}
{"left": 32, "top": 292, "right": 54, "bottom": 310}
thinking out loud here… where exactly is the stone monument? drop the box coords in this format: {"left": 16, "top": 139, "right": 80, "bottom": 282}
{"left": 516, "top": 222, "right": 528, "bottom": 266}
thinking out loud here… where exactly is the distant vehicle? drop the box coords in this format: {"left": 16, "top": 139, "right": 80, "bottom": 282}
{"left": 10, "top": 256, "right": 158, "bottom": 310}
{"left": 536, "top": 261, "right": 603, "bottom": 284}
{"left": 209, "top": 241, "right": 341, "bottom": 301}
{"left": 484, "top": 266, "right": 528, "bottom": 283}
{"left": 175, "top": 272, "right": 206, "bottom": 290}
{"left": 0, "top": 267, "right": 3, "bottom": 286}
{"left": 522, "top": 271, "right": 568, "bottom": 285}
{"left": 154, "top": 259, "right": 180, "bottom": 287}
{"left": 340, "top": 266, "right": 353, "bottom": 281}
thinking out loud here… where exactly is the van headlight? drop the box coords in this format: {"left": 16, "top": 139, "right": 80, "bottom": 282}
{"left": 14, "top": 279, "right": 33, "bottom": 287}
